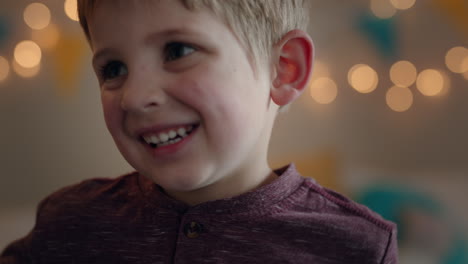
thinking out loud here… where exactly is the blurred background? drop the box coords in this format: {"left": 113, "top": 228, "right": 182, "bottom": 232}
{"left": 0, "top": 0, "right": 467, "bottom": 262}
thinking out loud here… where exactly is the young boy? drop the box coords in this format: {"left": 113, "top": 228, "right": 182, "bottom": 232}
{"left": 1, "top": 0, "right": 398, "bottom": 263}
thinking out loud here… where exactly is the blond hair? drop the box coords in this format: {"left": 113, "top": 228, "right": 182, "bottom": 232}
{"left": 78, "top": 0, "right": 309, "bottom": 67}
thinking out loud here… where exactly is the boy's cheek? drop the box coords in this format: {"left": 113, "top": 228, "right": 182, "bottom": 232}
{"left": 100, "top": 93, "right": 123, "bottom": 133}
{"left": 169, "top": 68, "right": 226, "bottom": 109}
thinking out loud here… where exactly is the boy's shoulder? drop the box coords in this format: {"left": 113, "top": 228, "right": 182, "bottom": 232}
{"left": 48, "top": 172, "right": 139, "bottom": 198}
{"left": 36, "top": 172, "right": 141, "bottom": 219}
{"left": 268, "top": 169, "right": 398, "bottom": 262}
{"left": 298, "top": 177, "right": 396, "bottom": 232}
{"left": 270, "top": 164, "right": 396, "bottom": 232}
{"left": 285, "top": 173, "right": 396, "bottom": 235}
{"left": 275, "top": 173, "right": 396, "bottom": 257}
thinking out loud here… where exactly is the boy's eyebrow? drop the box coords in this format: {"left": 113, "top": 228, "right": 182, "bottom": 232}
{"left": 92, "top": 28, "right": 203, "bottom": 66}
{"left": 144, "top": 28, "right": 203, "bottom": 44}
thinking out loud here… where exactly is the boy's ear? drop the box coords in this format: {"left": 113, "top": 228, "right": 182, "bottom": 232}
{"left": 271, "top": 30, "right": 314, "bottom": 106}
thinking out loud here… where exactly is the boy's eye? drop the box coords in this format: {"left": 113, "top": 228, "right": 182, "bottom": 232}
{"left": 164, "top": 42, "right": 196, "bottom": 62}
{"left": 99, "top": 61, "right": 128, "bottom": 81}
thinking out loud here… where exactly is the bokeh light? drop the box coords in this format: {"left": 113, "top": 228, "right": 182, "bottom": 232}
{"left": 14, "top": 41, "right": 42, "bottom": 68}
{"left": 416, "top": 69, "right": 446, "bottom": 96}
{"left": 32, "top": 23, "right": 60, "bottom": 50}
{"left": 390, "top": 60, "right": 417, "bottom": 87}
{"left": 23, "top": 3, "right": 51, "bottom": 30}
{"left": 462, "top": 56, "right": 468, "bottom": 73}
{"left": 348, "top": 64, "right": 379, "bottom": 93}
{"left": 64, "top": 0, "right": 79, "bottom": 21}
{"left": 436, "top": 70, "right": 451, "bottom": 96}
{"left": 386, "top": 86, "right": 414, "bottom": 112}
{"left": 445, "top": 46, "right": 468, "bottom": 73}
{"left": 390, "top": 0, "right": 417, "bottom": 10}
{"left": 311, "top": 60, "right": 330, "bottom": 80}
{"left": 12, "top": 59, "right": 41, "bottom": 78}
{"left": 371, "top": 0, "right": 397, "bottom": 19}
{"left": 309, "top": 77, "right": 338, "bottom": 104}
{"left": 463, "top": 69, "right": 468, "bottom": 80}
{"left": 0, "top": 56, "right": 10, "bottom": 82}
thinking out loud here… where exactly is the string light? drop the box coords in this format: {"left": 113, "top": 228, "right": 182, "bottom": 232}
{"left": 386, "top": 86, "right": 413, "bottom": 112}
{"left": 416, "top": 69, "right": 445, "bottom": 96}
{"left": 348, "top": 64, "right": 379, "bottom": 93}
{"left": 390, "top": 0, "right": 417, "bottom": 10}
{"left": 12, "top": 59, "right": 41, "bottom": 78}
{"left": 462, "top": 56, "right": 468, "bottom": 74}
{"left": 390, "top": 60, "right": 417, "bottom": 87}
{"left": 463, "top": 71, "right": 468, "bottom": 80}
{"left": 462, "top": 57, "right": 468, "bottom": 80}
{"left": 23, "top": 3, "right": 51, "bottom": 30}
{"left": 0, "top": 56, "right": 10, "bottom": 82}
{"left": 370, "top": 0, "right": 397, "bottom": 19}
{"left": 309, "top": 77, "right": 338, "bottom": 104}
{"left": 445, "top": 46, "right": 468, "bottom": 74}
{"left": 14, "top": 40, "right": 42, "bottom": 68}
{"left": 64, "top": 0, "right": 79, "bottom": 21}
{"left": 440, "top": 70, "right": 451, "bottom": 96}
{"left": 311, "top": 60, "right": 330, "bottom": 80}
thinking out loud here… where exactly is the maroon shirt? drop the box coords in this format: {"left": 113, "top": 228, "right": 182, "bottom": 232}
{"left": 1, "top": 164, "right": 398, "bottom": 263}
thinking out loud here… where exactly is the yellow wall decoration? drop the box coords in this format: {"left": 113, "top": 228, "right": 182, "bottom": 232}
{"left": 51, "top": 32, "right": 87, "bottom": 98}
{"left": 433, "top": 0, "right": 468, "bottom": 39}
{"left": 270, "top": 150, "right": 344, "bottom": 195}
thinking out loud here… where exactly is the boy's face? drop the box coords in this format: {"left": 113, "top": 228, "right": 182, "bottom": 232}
{"left": 88, "top": 0, "right": 278, "bottom": 201}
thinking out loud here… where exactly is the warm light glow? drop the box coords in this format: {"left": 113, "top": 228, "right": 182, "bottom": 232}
{"left": 390, "top": 60, "right": 417, "bottom": 87}
{"left": 311, "top": 60, "right": 330, "bottom": 80}
{"left": 24, "top": 3, "right": 51, "bottom": 30}
{"left": 445, "top": 46, "right": 468, "bottom": 73}
{"left": 348, "top": 64, "right": 379, "bottom": 93}
{"left": 64, "top": 0, "right": 79, "bottom": 21}
{"left": 0, "top": 56, "right": 10, "bottom": 82}
{"left": 462, "top": 56, "right": 468, "bottom": 73}
{"left": 390, "top": 0, "right": 416, "bottom": 10}
{"left": 386, "top": 86, "right": 413, "bottom": 112}
{"left": 440, "top": 71, "right": 451, "bottom": 96}
{"left": 12, "top": 59, "right": 41, "bottom": 78}
{"left": 32, "top": 23, "right": 60, "bottom": 50}
{"left": 14, "top": 41, "right": 42, "bottom": 68}
{"left": 416, "top": 69, "right": 445, "bottom": 96}
{"left": 463, "top": 69, "right": 468, "bottom": 80}
{"left": 309, "top": 77, "right": 338, "bottom": 104}
{"left": 371, "top": 0, "right": 397, "bottom": 19}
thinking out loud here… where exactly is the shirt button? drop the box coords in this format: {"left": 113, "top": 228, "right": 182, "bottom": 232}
{"left": 183, "top": 221, "right": 203, "bottom": 238}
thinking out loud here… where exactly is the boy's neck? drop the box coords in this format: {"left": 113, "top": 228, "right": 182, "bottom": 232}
{"left": 164, "top": 165, "right": 277, "bottom": 206}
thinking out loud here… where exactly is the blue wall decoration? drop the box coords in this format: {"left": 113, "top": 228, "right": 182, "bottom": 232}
{"left": 0, "top": 16, "right": 12, "bottom": 49}
{"left": 358, "top": 13, "right": 398, "bottom": 60}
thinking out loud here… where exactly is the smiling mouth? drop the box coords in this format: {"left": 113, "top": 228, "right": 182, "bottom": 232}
{"left": 140, "top": 124, "right": 198, "bottom": 149}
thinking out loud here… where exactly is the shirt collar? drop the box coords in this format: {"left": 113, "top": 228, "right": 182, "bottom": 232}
{"left": 137, "top": 164, "right": 304, "bottom": 215}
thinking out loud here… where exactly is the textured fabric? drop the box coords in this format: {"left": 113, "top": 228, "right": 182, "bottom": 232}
{"left": 1, "top": 164, "right": 398, "bottom": 264}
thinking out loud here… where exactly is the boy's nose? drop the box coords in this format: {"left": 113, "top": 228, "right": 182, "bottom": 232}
{"left": 120, "top": 70, "right": 167, "bottom": 113}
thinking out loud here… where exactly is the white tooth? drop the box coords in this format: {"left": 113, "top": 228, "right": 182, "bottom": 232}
{"left": 168, "top": 130, "right": 177, "bottom": 139}
{"left": 151, "top": 135, "right": 160, "bottom": 144}
{"left": 157, "top": 136, "right": 182, "bottom": 147}
{"left": 159, "top": 132, "right": 169, "bottom": 142}
{"left": 143, "top": 135, "right": 152, "bottom": 144}
{"left": 177, "top": 127, "right": 187, "bottom": 137}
